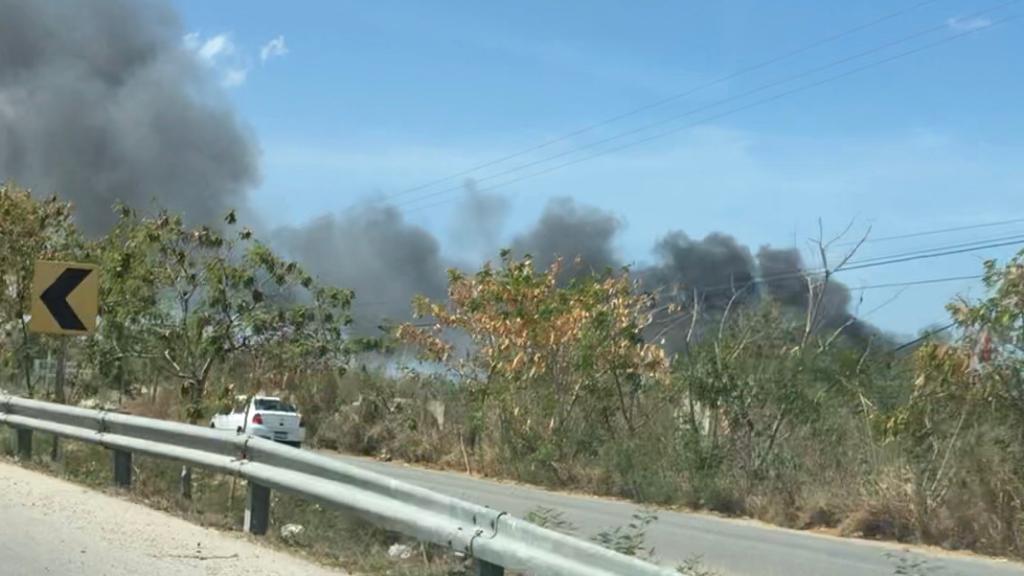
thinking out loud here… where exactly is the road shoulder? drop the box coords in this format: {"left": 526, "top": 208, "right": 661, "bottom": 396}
{"left": 0, "top": 459, "right": 346, "bottom": 576}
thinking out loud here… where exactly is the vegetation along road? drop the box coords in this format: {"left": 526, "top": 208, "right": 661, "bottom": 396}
{"left": 331, "top": 453, "right": 1024, "bottom": 576}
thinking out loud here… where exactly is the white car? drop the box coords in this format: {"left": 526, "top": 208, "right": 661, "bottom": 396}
{"left": 210, "top": 395, "right": 305, "bottom": 448}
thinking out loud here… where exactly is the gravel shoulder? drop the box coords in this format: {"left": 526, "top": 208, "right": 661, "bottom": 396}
{"left": 0, "top": 460, "right": 346, "bottom": 576}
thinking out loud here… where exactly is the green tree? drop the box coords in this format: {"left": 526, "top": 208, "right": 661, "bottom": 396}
{"left": 669, "top": 293, "right": 881, "bottom": 514}
{"left": 0, "top": 184, "right": 83, "bottom": 397}
{"left": 399, "top": 252, "right": 667, "bottom": 483}
{"left": 96, "top": 206, "right": 357, "bottom": 496}
{"left": 885, "top": 250, "right": 1024, "bottom": 552}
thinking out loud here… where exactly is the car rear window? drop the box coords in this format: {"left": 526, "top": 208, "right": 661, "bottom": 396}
{"left": 254, "top": 399, "right": 296, "bottom": 412}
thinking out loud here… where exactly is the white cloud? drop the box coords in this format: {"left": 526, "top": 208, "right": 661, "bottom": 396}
{"left": 198, "top": 34, "right": 234, "bottom": 63}
{"left": 183, "top": 31, "right": 250, "bottom": 88}
{"left": 260, "top": 35, "right": 288, "bottom": 63}
{"left": 183, "top": 32, "right": 235, "bottom": 65}
{"left": 222, "top": 67, "right": 249, "bottom": 88}
{"left": 947, "top": 16, "right": 992, "bottom": 32}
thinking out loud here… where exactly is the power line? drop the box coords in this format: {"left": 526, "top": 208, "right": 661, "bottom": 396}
{"left": 381, "top": 0, "right": 945, "bottom": 203}
{"left": 400, "top": 13, "right": 956, "bottom": 209}
{"left": 658, "top": 235, "right": 1021, "bottom": 301}
{"left": 835, "top": 217, "right": 1024, "bottom": 246}
{"left": 402, "top": 8, "right": 1018, "bottom": 214}
{"left": 890, "top": 321, "right": 957, "bottom": 352}
{"left": 394, "top": 236, "right": 1004, "bottom": 324}
{"left": 842, "top": 237, "right": 1023, "bottom": 272}
{"left": 847, "top": 274, "right": 981, "bottom": 291}
{"left": 848, "top": 232, "right": 1024, "bottom": 265}
{"left": 376, "top": 236, "right": 1015, "bottom": 320}
{"left": 354, "top": 219, "right": 1020, "bottom": 310}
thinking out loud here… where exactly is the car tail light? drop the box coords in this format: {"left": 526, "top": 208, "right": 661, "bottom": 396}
{"left": 252, "top": 413, "right": 263, "bottom": 425}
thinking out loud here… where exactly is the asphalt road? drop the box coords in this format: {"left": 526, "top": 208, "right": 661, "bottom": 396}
{"left": 0, "top": 461, "right": 345, "bottom": 576}
{"left": 329, "top": 452, "right": 1024, "bottom": 576}
{"left": 4, "top": 448, "right": 1023, "bottom": 576}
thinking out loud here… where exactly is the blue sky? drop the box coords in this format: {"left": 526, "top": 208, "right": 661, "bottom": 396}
{"left": 170, "top": 0, "right": 1023, "bottom": 336}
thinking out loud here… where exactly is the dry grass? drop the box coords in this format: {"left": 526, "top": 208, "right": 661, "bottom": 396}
{"left": 9, "top": 368, "right": 1024, "bottom": 565}
{"left": 120, "top": 388, "right": 178, "bottom": 420}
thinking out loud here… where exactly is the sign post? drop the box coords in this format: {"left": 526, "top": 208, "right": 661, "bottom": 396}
{"left": 29, "top": 261, "right": 98, "bottom": 335}
{"left": 28, "top": 261, "right": 99, "bottom": 460}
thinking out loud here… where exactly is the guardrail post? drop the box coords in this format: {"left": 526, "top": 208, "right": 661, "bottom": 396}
{"left": 113, "top": 450, "right": 132, "bottom": 488}
{"left": 473, "top": 559, "right": 504, "bottom": 576}
{"left": 14, "top": 428, "right": 32, "bottom": 460}
{"left": 244, "top": 481, "right": 270, "bottom": 535}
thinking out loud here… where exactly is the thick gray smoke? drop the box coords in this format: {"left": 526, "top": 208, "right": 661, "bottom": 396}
{"left": 636, "top": 232, "right": 756, "bottom": 350}
{"left": 489, "top": 197, "right": 877, "bottom": 347}
{"left": 448, "top": 180, "right": 510, "bottom": 262}
{"left": 644, "top": 232, "right": 757, "bottom": 309}
{"left": 511, "top": 197, "right": 622, "bottom": 279}
{"left": 757, "top": 247, "right": 878, "bottom": 342}
{"left": 756, "top": 247, "right": 808, "bottom": 308}
{"left": 0, "top": 0, "right": 257, "bottom": 233}
{"left": 0, "top": 0, "right": 879, "bottom": 347}
{"left": 273, "top": 203, "right": 452, "bottom": 332}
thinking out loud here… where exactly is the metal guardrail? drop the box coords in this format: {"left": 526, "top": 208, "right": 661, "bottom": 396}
{"left": 0, "top": 395, "right": 679, "bottom": 576}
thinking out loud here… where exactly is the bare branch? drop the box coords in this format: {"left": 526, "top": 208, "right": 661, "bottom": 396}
{"left": 650, "top": 310, "right": 692, "bottom": 343}
{"left": 162, "top": 349, "right": 189, "bottom": 380}
{"left": 832, "top": 226, "right": 870, "bottom": 273}
{"left": 821, "top": 315, "right": 857, "bottom": 351}
{"left": 855, "top": 336, "right": 874, "bottom": 374}
{"left": 686, "top": 288, "right": 701, "bottom": 344}
{"left": 719, "top": 283, "right": 750, "bottom": 341}
{"left": 802, "top": 274, "right": 818, "bottom": 347}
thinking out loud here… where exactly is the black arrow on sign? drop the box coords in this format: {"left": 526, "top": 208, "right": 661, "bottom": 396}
{"left": 41, "top": 267, "right": 92, "bottom": 331}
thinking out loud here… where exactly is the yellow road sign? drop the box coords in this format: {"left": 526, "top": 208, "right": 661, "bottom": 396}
{"left": 29, "top": 261, "right": 99, "bottom": 335}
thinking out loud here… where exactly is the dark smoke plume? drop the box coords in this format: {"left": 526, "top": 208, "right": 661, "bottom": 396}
{"left": 0, "top": 0, "right": 884, "bottom": 347}
{"left": 644, "top": 232, "right": 757, "bottom": 309}
{"left": 756, "top": 247, "right": 876, "bottom": 340}
{"left": 0, "top": 0, "right": 257, "bottom": 233}
{"left": 448, "top": 179, "right": 510, "bottom": 262}
{"left": 511, "top": 197, "right": 622, "bottom": 279}
{"left": 635, "top": 232, "right": 755, "bottom": 351}
{"left": 272, "top": 203, "right": 452, "bottom": 333}
{"left": 496, "top": 198, "right": 880, "bottom": 348}
{"left": 756, "top": 247, "right": 808, "bottom": 308}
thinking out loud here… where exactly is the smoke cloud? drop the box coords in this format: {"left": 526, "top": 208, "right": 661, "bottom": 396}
{"left": 448, "top": 180, "right": 510, "bottom": 262}
{"left": 757, "top": 247, "right": 879, "bottom": 341}
{"left": 0, "top": 0, "right": 258, "bottom": 233}
{"left": 756, "top": 247, "right": 809, "bottom": 308}
{"left": 644, "top": 232, "right": 757, "bottom": 309}
{"left": 511, "top": 197, "right": 622, "bottom": 279}
{"left": 0, "top": 0, "right": 884, "bottom": 347}
{"left": 272, "top": 203, "right": 452, "bottom": 332}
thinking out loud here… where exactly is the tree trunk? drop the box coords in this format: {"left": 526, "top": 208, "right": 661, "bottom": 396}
{"left": 179, "top": 379, "right": 204, "bottom": 499}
